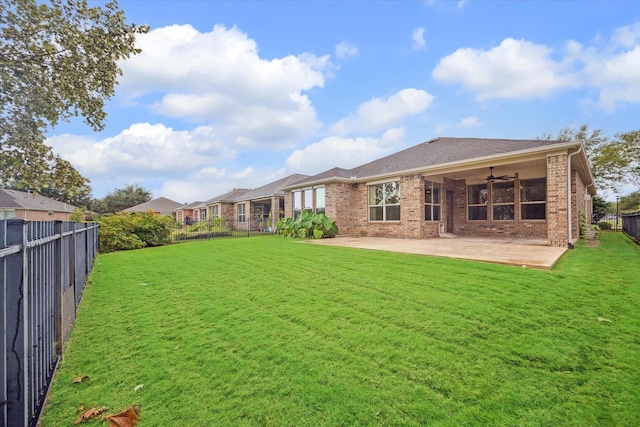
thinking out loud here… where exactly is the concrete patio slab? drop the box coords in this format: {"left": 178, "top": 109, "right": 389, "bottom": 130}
{"left": 306, "top": 236, "right": 567, "bottom": 269}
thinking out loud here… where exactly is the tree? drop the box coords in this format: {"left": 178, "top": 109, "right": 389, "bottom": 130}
{"left": 619, "top": 191, "right": 640, "bottom": 213}
{"left": 0, "top": 0, "right": 148, "bottom": 191}
{"left": 591, "top": 195, "right": 610, "bottom": 222}
{"left": 95, "top": 184, "right": 152, "bottom": 214}
{"left": 540, "top": 125, "right": 640, "bottom": 194}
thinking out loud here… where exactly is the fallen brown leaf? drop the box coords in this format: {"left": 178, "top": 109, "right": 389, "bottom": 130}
{"left": 74, "top": 406, "right": 108, "bottom": 424}
{"left": 107, "top": 405, "right": 141, "bottom": 427}
{"left": 72, "top": 375, "right": 90, "bottom": 384}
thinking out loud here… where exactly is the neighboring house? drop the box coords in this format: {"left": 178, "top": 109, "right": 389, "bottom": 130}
{"left": 281, "top": 137, "right": 595, "bottom": 248}
{"left": 174, "top": 201, "right": 203, "bottom": 225}
{"left": 122, "top": 197, "right": 183, "bottom": 216}
{"left": 232, "top": 174, "right": 309, "bottom": 231}
{"left": 204, "top": 188, "right": 250, "bottom": 222}
{"left": 0, "top": 188, "right": 76, "bottom": 221}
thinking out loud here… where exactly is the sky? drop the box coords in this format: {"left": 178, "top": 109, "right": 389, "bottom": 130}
{"left": 47, "top": 0, "right": 640, "bottom": 203}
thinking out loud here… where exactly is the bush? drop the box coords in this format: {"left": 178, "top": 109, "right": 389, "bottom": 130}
{"left": 599, "top": 221, "right": 612, "bottom": 230}
{"left": 276, "top": 212, "right": 338, "bottom": 239}
{"left": 99, "top": 211, "right": 174, "bottom": 253}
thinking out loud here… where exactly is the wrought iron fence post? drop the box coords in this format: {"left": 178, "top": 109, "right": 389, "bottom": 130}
{"left": 54, "top": 221, "right": 63, "bottom": 355}
{"left": 5, "top": 218, "right": 28, "bottom": 427}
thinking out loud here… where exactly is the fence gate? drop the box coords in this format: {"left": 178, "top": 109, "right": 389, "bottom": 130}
{"left": 1, "top": 219, "right": 98, "bottom": 427}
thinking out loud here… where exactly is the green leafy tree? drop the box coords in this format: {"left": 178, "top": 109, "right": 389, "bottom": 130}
{"left": 0, "top": 0, "right": 148, "bottom": 191}
{"left": 540, "top": 125, "right": 640, "bottom": 194}
{"left": 619, "top": 191, "right": 640, "bottom": 213}
{"left": 591, "top": 195, "right": 610, "bottom": 222}
{"left": 95, "top": 183, "right": 152, "bottom": 214}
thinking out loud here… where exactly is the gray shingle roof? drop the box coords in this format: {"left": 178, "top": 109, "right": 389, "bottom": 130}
{"left": 204, "top": 188, "right": 251, "bottom": 204}
{"left": 174, "top": 201, "right": 203, "bottom": 211}
{"left": 0, "top": 189, "right": 76, "bottom": 213}
{"left": 235, "top": 174, "right": 309, "bottom": 201}
{"left": 350, "top": 137, "right": 567, "bottom": 178}
{"left": 285, "top": 137, "right": 571, "bottom": 188}
{"left": 122, "top": 197, "right": 183, "bottom": 214}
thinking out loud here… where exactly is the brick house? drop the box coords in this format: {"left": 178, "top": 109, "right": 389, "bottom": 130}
{"left": 122, "top": 197, "right": 183, "bottom": 217}
{"left": 230, "top": 174, "right": 309, "bottom": 231}
{"left": 280, "top": 137, "right": 595, "bottom": 248}
{"left": 205, "top": 188, "right": 250, "bottom": 223}
{"left": 174, "top": 201, "right": 204, "bottom": 225}
{"left": 0, "top": 188, "right": 76, "bottom": 221}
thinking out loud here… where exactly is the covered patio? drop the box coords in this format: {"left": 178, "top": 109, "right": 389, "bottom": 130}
{"left": 307, "top": 235, "right": 567, "bottom": 269}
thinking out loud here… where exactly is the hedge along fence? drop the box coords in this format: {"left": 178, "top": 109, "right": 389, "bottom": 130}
{"left": 1, "top": 219, "right": 98, "bottom": 427}
{"left": 97, "top": 212, "right": 174, "bottom": 253}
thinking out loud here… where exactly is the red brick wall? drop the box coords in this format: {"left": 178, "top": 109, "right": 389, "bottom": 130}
{"left": 15, "top": 209, "right": 71, "bottom": 221}
{"left": 547, "top": 154, "right": 569, "bottom": 247}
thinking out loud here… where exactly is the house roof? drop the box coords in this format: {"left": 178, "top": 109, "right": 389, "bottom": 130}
{"left": 174, "top": 201, "right": 203, "bottom": 211}
{"left": 0, "top": 189, "right": 76, "bottom": 213}
{"left": 204, "top": 188, "right": 251, "bottom": 205}
{"left": 283, "top": 137, "right": 584, "bottom": 189}
{"left": 234, "top": 174, "right": 309, "bottom": 202}
{"left": 122, "top": 197, "right": 183, "bottom": 214}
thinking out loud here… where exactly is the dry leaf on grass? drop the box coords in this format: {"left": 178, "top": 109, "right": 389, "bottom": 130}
{"left": 72, "top": 375, "right": 90, "bottom": 384}
{"left": 74, "top": 406, "right": 108, "bottom": 424}
{"left": 107, "top": 405, "right": 141, "bottom": 427}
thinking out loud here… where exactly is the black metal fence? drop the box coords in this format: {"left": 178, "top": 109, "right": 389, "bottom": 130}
{"left": 622, "top": 212, "right": 640, "bottom": 244}
{"left": 171, "top": 218, "right": 276, "bottom": 243}
{"left": 1, "top": 219, "right": 99, "bottom": 427}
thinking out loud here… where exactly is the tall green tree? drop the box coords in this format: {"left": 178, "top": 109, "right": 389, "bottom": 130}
{"left": 540, "top": 125, "right": 640, "bottom": 194}
{"left": 0, "top": 0, "right": 148, "bottom": 192}
{"left": 94, "top": 183, "right": 152, "bottom": 214}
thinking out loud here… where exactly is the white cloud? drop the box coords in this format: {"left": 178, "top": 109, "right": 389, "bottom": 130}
{"left": 432, "top": 22, "right": 640, "bottom": 111}
{"left": 47, "top": 122, "right": 236, "bottom": 179}
{"left": 460, "top": 116, "right": 482, "bottom": 127}
{"left": 331, "top": 88, "right": 434, "bottom": 136}
{"left": 118, "top": 24, "right": 332, "bottom": 149}
{"left": 335, "top": 41, "right": 358, "bottom": 59}
{"left": 412, "top": 27, "right": 426, "bottom": 51}
{"left": 432, "top": 38, "right": 576, "bottom": 100}
{"left": 286, "top": 128, "right": 406, "bottom": 175}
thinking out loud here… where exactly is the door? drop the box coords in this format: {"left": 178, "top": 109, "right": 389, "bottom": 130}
{"left": 446, "top": 190, "right": 454, "bottom": 233}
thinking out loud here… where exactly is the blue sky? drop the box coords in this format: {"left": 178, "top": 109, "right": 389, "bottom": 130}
{"left": 47, "top": 0, "right": 640, "bottom": 202}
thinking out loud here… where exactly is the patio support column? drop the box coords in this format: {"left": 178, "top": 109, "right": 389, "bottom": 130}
{"left": 546, "top": 153, "right": 569, "bottom": 247}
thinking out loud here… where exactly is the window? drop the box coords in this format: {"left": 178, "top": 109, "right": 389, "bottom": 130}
{"left": 201, "top": 208, "right": 207, "bottom": 220}
{"left": 293, "top": 187, "right": 325, "bottom": 217}
{"left": 521, "top": 178, "right": 546, "bottom": 220}
{"left": 468, "top": 184, "right": 488, "bottom": 220}
{"left": 293, "top": 191, "right": 302, "bottom": 218}
{"left": 211, "top": 205, "right": 219, "bottom": 218}
{"left": 303, "top": 189, "right": 313, "bottom": 211}
{"left": 238, "top": 203, "right": 246, "bottom": 223}
{"left": 1, "top": 209, "right": 16, "bottom": 219}
{"left": 369, "top": 181, "right": 400, "bottom": 221}
{"left": 424, "top": 181, "right": 441, "bottom": 221}
{"left": 492, "top": 181, "right": 514, "bottom": 220}
{"left": 315, "top": 187, "right": 325, "bottom": 214}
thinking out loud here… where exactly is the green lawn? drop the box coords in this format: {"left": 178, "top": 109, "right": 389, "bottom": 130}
{"left": 42, "top": 233, "right": 640, "bottom": 426}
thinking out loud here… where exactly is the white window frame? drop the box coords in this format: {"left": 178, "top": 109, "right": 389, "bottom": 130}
{"left": 368, "top": 181, "right": 401, "bottom": 222}
{"left": 237, "top": 203, "right": 246, "bottom": 223}
{"left": 424, "top": 180, "right": 441, "bottom": 222}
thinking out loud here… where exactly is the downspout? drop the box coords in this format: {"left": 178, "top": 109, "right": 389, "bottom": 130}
{"left": 567, "top": 145, "right": 583, "bottom": 249}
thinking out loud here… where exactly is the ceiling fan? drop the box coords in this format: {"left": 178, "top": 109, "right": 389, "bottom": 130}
{"left": 486, "top": 167, "right": 515, "bottom": 182}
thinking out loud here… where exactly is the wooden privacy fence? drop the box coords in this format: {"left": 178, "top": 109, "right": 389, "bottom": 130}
{"left": 622, "top": 212, "right": 640, "bottom": 244}
{"left": 1, "top": 219, "right": 99, "bottom": 427}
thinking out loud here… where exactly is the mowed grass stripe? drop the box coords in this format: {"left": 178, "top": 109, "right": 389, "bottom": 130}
{"left": 42, "top": 233, "right": 640, "bottom": 426}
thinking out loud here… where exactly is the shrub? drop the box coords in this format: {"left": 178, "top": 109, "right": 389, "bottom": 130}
{"left": 98, "top": 211, "right": 174, "bottom": 253}
{"left": 599, "top": 221, "right": 612, "bottom": 230}
{"left": 276, "top": 212, "right": 338, "bottom": 239}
